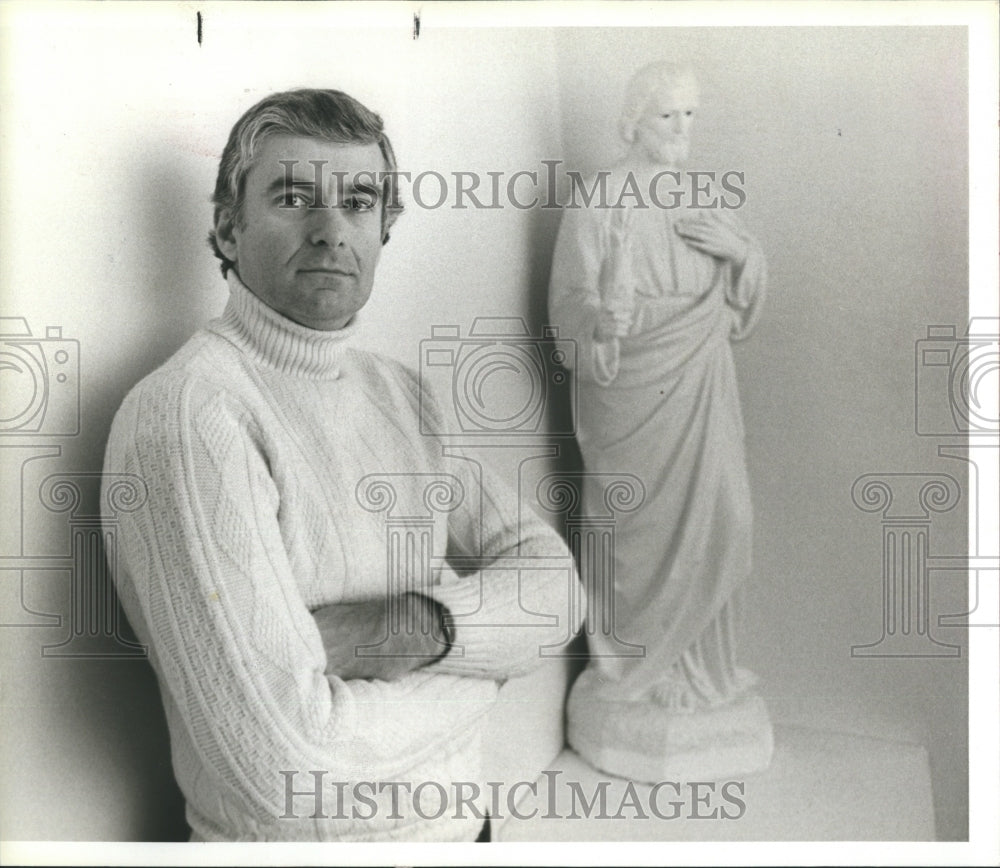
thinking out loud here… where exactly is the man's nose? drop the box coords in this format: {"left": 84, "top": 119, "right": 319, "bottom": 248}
{"left": 671, "top": 113, "right": 686, "bottom": 135}
{"left": 306, "top": 204, "right": 348, "bottom": 247}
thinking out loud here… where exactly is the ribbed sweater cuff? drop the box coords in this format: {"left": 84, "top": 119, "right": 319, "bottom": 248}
{"left": 424, "top": 569, "right": 561, "bottom": 680}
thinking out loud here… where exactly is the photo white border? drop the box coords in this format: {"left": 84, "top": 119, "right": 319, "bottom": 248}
{"left": 0, "top": 0, "right": 996, "bottom": 865}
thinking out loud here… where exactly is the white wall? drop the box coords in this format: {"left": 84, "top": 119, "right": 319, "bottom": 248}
{"left": 0, "top": 6, "right": 973, "bottom": 844}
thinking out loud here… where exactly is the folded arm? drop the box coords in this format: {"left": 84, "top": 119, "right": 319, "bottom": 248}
{"left": 406, "top": 386, "right": 586, "bottom": 681}
{"left": 311, "top": 593, "right": 449, "bottom": 681}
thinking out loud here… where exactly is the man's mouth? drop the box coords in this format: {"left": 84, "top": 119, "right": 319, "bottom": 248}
{"left": 299, "top": 267, "right": 355, "bottom": 277}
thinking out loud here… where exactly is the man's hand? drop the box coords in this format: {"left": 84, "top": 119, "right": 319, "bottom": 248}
{"left": 674, "top": 215, "right": 748, "bottom": 268}
{"left": 312, "top": 593, "right": 450, "bottom": 681}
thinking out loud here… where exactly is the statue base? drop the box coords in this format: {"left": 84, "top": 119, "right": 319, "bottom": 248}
{"left": 567, "top": 668, "right": 775, "bottom": 783}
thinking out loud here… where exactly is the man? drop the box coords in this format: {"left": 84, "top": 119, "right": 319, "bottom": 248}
{"left": 102, "top": 88, "right": 582, "bottom": 842}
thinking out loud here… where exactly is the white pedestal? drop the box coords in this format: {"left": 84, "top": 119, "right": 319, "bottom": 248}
{"left": 567, "top": 668, "right": 775, "bottom": 782}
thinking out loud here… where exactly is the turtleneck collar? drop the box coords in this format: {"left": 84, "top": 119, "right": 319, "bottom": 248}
{"left": 209, "top": 271, "right": 358, "bottom": 379}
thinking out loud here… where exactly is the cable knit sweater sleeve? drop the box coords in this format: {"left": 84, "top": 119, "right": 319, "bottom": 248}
{"left": 401, "top": 373, "right": 586, "bottom": 681}
{"left": 428, "top": 457, "right": 585, "bottom": 681}
{"left": 105, "top": 368, "right": 498, "bottom": 832}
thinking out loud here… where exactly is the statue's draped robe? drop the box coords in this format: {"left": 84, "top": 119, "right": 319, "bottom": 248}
{"left": 548, "top": 185, "right": 766, "bottom": 707}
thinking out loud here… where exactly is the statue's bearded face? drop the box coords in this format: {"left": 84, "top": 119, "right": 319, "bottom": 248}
{"left": 634, "top": 82, "right": 699, "bottom": 166}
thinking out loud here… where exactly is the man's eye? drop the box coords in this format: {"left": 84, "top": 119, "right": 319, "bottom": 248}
{"left": 662, "top": 113, "right": 672, "bottom": 119}
{"left": 347, "top": 195, "right": 377, "bottom": 212}
{"left": 685, "top": 110, "right": 694, "bottom": 117}
{"left": 280, "top": 192, "right": 310, "bottom": 208}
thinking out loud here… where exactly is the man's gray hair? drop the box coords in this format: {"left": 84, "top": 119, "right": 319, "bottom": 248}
{"left": 618, "top": 63, "right": 699, "bottom": 144}
{"left": 208, "top": 88, "right": 404, "bottom": 276}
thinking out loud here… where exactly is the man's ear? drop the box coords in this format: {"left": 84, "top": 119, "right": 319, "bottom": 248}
{"left": 214, "top": 208, "right": 240, "bottom": 262}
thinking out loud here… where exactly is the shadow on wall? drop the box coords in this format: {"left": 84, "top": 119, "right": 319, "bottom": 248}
{"left": 93, "top": 150, "right": 219, "bottom": 841}
{"left": 75, "top": 150, "right": 215, "bottom": 842}
{"left": 530, "top": 201, "right": 579, "bottom": 479}
{"left": 102, "top": 142, "right": 218, "bottom": 384}
{"left": 64, "top": 636, "right": 189, "bottom": 841}
{"left": 132, "top": 152, "right": 224, "bottom": 380}
{"left": 1, "top": 145, "right": 209, "bottom": 839}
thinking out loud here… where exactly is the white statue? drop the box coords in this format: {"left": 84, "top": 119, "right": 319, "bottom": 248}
{"left": 548, "top": 62, "right": 773, "bottom": 781}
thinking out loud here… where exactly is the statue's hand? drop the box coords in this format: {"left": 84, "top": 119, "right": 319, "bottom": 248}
{"left": 594, "top": 307, "right": 631, "bottom": 342}
{"left": 674, "top": 215, "right": 748, "bottom": 268}
{"left": 598, "top": 219, "right": 635, "bottom": 342}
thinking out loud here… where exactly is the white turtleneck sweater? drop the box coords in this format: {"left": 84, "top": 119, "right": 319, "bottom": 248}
{"left": 102, "top": 273, "right": 583, "bottom": 842}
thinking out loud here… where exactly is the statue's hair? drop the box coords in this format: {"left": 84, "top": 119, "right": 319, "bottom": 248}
{"left": 208, "top": 88, "right": 403, "bottom": 276}
{"left": 618, "top": 63, "right": 699, "bottom": 144}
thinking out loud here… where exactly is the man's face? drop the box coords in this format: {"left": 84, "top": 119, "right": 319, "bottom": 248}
{"left": 634, "top": 82, "right": 698, "bottom": 166}
{"left": 217, "top": 134, "right": 386, "bottom": 331}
